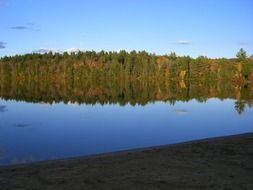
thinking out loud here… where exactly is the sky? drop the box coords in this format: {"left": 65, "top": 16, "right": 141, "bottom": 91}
{"left": 0, "top": 0, "right": 253, "bottom": 58}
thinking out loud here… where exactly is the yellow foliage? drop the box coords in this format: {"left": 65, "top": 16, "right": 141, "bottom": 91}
{"left": 179, "top": 80, "right": 186, "bottom": 88}
{"left": 236, "top": 63, "right": 242, "bottom": 73}
{"left": 179, "top": 70, "right": 186, "bottom": 80}
{"left": 156, "top": 57, "right": 170, "bottom": 65}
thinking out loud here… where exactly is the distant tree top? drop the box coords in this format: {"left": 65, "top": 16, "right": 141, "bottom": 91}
{"left": 168, "top": 52, "right": 177, "bottom": 60}
{"left": 236, "top": 48, "right": 248, "bottom": 61}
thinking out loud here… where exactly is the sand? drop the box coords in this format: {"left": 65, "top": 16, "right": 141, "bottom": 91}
{"left": 0, "top": 133, "right": 253, "bottom": 190}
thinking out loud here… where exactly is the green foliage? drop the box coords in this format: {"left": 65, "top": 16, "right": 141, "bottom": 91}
{"left": 168, "top": 52, "right": 177, "bottom": 61}
{"left": 236, "top": 48, "right": 248, "bottom": 61}
{"left": 0, "top": 50, "right": 253, "bottom": 83}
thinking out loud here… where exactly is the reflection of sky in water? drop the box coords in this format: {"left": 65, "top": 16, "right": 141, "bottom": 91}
{"left": 0, "top": 105, "right": 7, "bottom": 112}
{"left": 0, "top": 145, "right": 5, "bottom": 159}
{"left": 14, "top": 124, "right": 32, "bottom": 128}
{"left": 0, "top": 98, "right": 253, "bottom": 165}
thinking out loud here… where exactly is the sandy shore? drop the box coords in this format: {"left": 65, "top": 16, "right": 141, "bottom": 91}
{"left": 0, "top": 133, "right": 253, "bottom": 190}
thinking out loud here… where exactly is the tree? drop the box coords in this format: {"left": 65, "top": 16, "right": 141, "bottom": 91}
{"left": 235, "top": 100, "right": 246, "bottom": 115}
{"left": 236, "top": 48, "right": 247, "bottom": 61}
{"left": 168, "top": 52, "right": 177, "bottom": 61}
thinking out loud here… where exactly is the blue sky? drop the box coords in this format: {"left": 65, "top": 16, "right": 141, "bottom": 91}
{"left": 0, "top": 0, "right": 252, "bottom": 58}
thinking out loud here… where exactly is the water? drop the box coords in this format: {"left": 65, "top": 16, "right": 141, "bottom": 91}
{"left": 0, "top": 98, "right": 252, "bottom": 165}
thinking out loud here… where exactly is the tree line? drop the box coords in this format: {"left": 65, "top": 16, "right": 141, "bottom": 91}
{"left": 0, "top": 49, "right": 252, "bottom": 83}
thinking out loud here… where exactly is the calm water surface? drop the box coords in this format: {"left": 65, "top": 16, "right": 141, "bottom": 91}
{"left": 0, "top": 98, "right": 253, "bottom": 165}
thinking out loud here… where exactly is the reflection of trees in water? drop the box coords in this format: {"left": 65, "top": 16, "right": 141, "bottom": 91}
{"left": 235, "top": 101, "right": 246, "bottom": 114}
{"left": 247, "top": 100, "right": 253, "bottom": 108}
{"left": 0, "top": 77, "right": 252, "bottom": 114}
{"left": 234, "top": 100, "right": 253, "bottom": 114}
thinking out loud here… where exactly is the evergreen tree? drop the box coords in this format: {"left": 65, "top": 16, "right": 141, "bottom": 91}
{"left": 236, "top": 48, "right": 248, "bottom": 61}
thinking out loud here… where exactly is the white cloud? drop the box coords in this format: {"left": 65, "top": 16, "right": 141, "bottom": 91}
{"left": 33, "top": 48, "right": 59, "bottom": 54}
{"left": 10, "top": 26, "right": 29, "bottom": 30}
{"left": 0, "top": 41, "right": 6, "bottom": 49}
{"left": 32, "top": 47, "right": 85, "bottom": 54}
{"left": 10, "top": 23, "right": 39, "bottom": 32}
{"left": 64, "top": 48, "right": 84, "bottom": 54}
{"left": 173, "top": 109, "right": 189, "bottom": 115}
{"left": 237, "top": 41, "right": 252, "bottom": 46}
{"left": 176, "top": 40, "right": 191, "bottom": 45}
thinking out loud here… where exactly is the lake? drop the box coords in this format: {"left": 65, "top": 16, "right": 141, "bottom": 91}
{"left": 0, "top": 97, "right": 252, "bottom": 165}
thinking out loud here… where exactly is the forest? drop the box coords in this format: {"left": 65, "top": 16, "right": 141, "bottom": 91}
{"left": 0, "top": 49, "right": 253, "bottom": 113}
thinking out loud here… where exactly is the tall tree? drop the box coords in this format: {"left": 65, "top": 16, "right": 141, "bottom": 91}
{"left": 236, "top": 48, "right": 248, "bottom": 61}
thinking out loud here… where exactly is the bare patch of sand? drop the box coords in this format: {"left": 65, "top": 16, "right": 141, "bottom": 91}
{"left": 0, "top": 133, "right": 253, "bottom": 190}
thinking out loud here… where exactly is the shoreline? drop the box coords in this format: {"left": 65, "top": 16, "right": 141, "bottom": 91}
{"left": 1, "top": 132, "right": 253, "bottom": 189}
{"left": 1, "top": 132, "right": 252, "bottom": 169}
